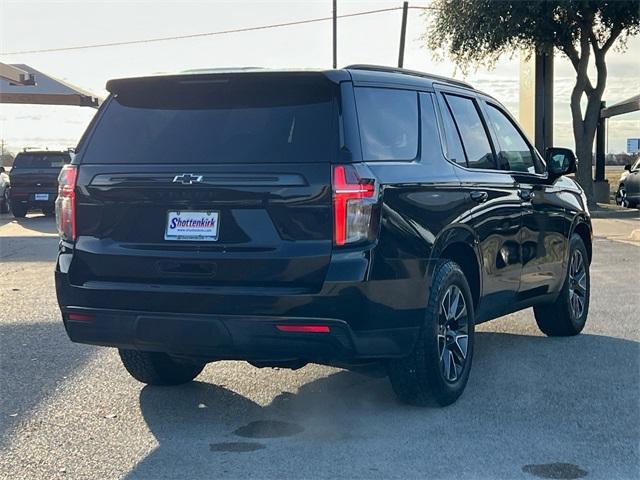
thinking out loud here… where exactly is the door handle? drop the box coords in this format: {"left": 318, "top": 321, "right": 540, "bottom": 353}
{"left": 518, "top": 189, "right": 533, "bottom": 201}
{"left": 470, "top": 191, "right": 488, "bottom": 203}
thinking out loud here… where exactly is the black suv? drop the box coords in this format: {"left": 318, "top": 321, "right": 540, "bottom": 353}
{"left": 8, "top": 149, "right": 71, "bottom": 217}
{"left": 55, "top": 66, "right": 592, "bottom": 406}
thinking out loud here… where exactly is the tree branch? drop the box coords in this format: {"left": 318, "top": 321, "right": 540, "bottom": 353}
{"left": 561, "top": 41, "right": 594, "bottom": 95}
{"left": 562, "top": 43, "right": 581, "bottom": 70}
{"left": 602, "top": 24, "right": 623, "bottom": 53}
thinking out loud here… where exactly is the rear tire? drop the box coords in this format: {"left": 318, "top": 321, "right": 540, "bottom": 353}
{"left": 615, "top": 184, "right": 627, "bottom": 207}
{"left": 42, "top": 206, "right": 55, "bottom": 216}
{"left": 11, "top": 203, "right": 27, "bottom": 218}
{"left": 387, "top": 260, "right": 475, "bottom": 407}
{"left": 118, "top": 349, "right": 205, "bottom": 385}
{"left": 533, "top": 234, "right": 590, "bottom": 336}
{"left": 0, "top": 192, "right": 8, "bottom": 213}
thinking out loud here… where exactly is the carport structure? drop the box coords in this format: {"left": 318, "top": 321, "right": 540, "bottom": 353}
{"left": 594, "top": 94, "right": 640, "bottom": 202}
{"left": 0, "top": 62, "right": 101, "bottom": 108}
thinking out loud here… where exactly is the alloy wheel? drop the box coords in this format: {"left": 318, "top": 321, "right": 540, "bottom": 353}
{"left": 568, "top": 249, "right": 587, "bottom": 320}
{"left": 616, "top": 187, "right": 628, "bottom": 207}
{"left": 437, "top": 285, "right": 469, "bottom": 383}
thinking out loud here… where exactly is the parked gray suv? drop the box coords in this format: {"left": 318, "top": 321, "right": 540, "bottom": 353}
{"left": 616, "top": 158, "right": 640, "bottom": 208}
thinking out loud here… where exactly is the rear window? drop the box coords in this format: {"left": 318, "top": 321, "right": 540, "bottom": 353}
{"left": 81, "top": 74, "right": 339, "bottom": 164}
{"left": 13, "top": 153, "right": 70, "bottom": 169}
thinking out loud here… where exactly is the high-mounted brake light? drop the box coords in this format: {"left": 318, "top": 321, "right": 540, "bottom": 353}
{"left": 332, "top": 164, "right": 378, "bottom": 246}
{"left": 55, "top": 165, "right": 77, "bottom": 241}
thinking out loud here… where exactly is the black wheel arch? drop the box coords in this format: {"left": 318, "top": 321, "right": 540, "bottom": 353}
{"left": 570, "top": 215, "right": 592, "bottom": 265}
{"left": 429, "top": 226, "right": 482, "bottom": 312}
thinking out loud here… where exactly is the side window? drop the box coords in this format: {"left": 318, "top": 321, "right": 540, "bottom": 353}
{"left": 486, "top": 103, "right": 539, "bottom": 173}
{"left": 444, "top": 94, "right": 496, "bottom": 170}
{"left": 354, "top": 87, "right": 418, "bottom": 161}
{"left": 438, "top": 95, "right": 466, "bottom": 166}
{"left": 419, "top": 93, "right": 442, "bottom": 158}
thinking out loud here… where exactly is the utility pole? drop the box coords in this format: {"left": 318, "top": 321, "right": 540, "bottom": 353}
{"left": 332, "top": 0, "right": 337, "bottom": 69}
{"left": 398, "top": 1, "right": 409, "bottom": 68}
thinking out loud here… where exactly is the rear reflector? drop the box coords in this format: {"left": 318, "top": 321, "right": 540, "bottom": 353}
{"left": 67, "top": 312, "right": 95, "bottom": 322}
{"left": 276, "top": 325, "right": 330, "bottom": 333}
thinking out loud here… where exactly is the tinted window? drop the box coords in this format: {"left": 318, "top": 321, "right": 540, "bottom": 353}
{"left": 420, "top": 93, "right": 442, "bottom": 155}
{"left": 438, "top": 96, "right": 466, "bottom": 166}
{"left": 82, "top": 75, "right": 338, "bottom": 164}
{"left": 486, "top": 104, "right": 538, "bottom": 173}
{"left": 355, "top": 88, "right": 418, "bottom": 161}
{"left": 13, "top": 153, "right": 69, "bottom": 168}
{"left": 444, "top": 94, "right": 496, "bottom": 170}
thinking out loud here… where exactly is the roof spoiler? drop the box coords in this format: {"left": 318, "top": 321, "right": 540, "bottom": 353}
{"left": 345, "top": 64, "right": 474, "bottom": 89}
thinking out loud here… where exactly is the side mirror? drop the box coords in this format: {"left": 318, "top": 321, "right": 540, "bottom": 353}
{"left": 624, "top": 163, "right": 632, "bottom": 172}
{"left": 545, "top": 147, "right": 577, "bottom": 179}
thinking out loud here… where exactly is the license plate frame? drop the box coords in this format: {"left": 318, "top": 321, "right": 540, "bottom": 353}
{"left": 164, "top": 210, "right": 220, "bottom": 242}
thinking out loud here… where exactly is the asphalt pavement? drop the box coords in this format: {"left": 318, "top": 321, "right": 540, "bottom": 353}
{"left": 1, "top": 212, "right": 638, "bottom": 480}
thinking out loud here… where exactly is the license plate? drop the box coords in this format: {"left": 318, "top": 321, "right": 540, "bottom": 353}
{"left": 35, "top": 194, "right": 49, "bottom": 201}
{"left": 165, "top": 211, "right": 220, "bottom": 241}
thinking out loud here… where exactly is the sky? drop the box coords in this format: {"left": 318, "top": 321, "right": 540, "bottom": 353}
{"left": 0, "top": 0, "right": 638, "bottom": 154}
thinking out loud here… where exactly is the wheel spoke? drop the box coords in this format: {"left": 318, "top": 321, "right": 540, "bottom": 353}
{"left": 454, "top": 304, "right": 467, "bottom": 322}
{"left": 568, "top": 249, "right": 587, "bottom": 319}
{"left": 449, "top": 288, "right": 461, "bottom": 322}
{"left": 446, "top": 350, "right": 457, "bottom": 382}
{"left": 438, "top": 285, "right": 469, "bottom": 383}
{"left": 575, "top": 295, "right": 584, "bottom": 317}
{"left": 450, "top": 334, "right": 468, "bottom": 361}
{"left": 441, "top": 346, "right": 451, "bottom": 379}
{"left": 441, "top": 289, "right": 451, "bottom": 321}
{"left": 574, "top": 272, "right": 587, "bottom": 294}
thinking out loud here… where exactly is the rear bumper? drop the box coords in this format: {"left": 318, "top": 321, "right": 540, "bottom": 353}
{"left": 55, "top": 261, "right": 426, "bottom": 363}
{"left": 9, "top": 188, "right": 56, "bottom": 206}
{"left": 60, "top": 306, "right": 419, "bottom": 363}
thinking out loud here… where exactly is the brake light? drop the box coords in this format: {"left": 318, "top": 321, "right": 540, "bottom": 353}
{"left": 332, "top": 164, "right": 379, "bottom": 246}
{"left": 55, "top": 165, "right": 77, "bottom": 241}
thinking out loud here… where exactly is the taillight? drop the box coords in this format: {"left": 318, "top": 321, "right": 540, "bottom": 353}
{"left": 55, "top": 165, "right": 77, "bottom": 241}
{"left": 332, "top": 164, "right": 379, "bottom": 246}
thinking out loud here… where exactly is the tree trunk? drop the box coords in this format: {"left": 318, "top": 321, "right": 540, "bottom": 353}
{"left": 572, "top": 95, "right": 604, "bottom": 207}
{"left": 566, "top": 20, "right": 611, "bottom": 208}
{"left": 573, "top": 125, "right": 595, "bottom": 203}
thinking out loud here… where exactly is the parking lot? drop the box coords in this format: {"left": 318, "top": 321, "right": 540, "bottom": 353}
{"left": 1, "top": 211, "right": 638, "bottom": 480}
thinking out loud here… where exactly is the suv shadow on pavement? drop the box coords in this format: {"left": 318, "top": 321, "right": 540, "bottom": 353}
{"left": 126, "top": 331, "right": 639, "bottom": 480}
{"left": 0, "top": 213, "right": 58, "bottom": 236}
{"left": 0, "top": 321, "right": 96, "bottom": 449}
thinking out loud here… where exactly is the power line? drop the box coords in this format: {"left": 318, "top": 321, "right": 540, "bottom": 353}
{"left": 0, "top": 5, "right": 432, "bottom": 56}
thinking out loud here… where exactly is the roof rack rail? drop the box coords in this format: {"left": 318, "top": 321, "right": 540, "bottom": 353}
{"left": 344, "top": 64, "right": 474, "bottom": 89}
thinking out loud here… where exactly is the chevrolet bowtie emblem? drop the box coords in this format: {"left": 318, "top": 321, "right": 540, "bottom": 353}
{"left": 172, "top": 174, "right": 203, "bottom": 185}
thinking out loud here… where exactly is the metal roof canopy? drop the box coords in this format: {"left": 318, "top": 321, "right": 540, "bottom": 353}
{"left": 0, "top": 63, "right": 101, "bottom": 108}
{"left": 600, "top": 94, "right": 640, "bottom": 119}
